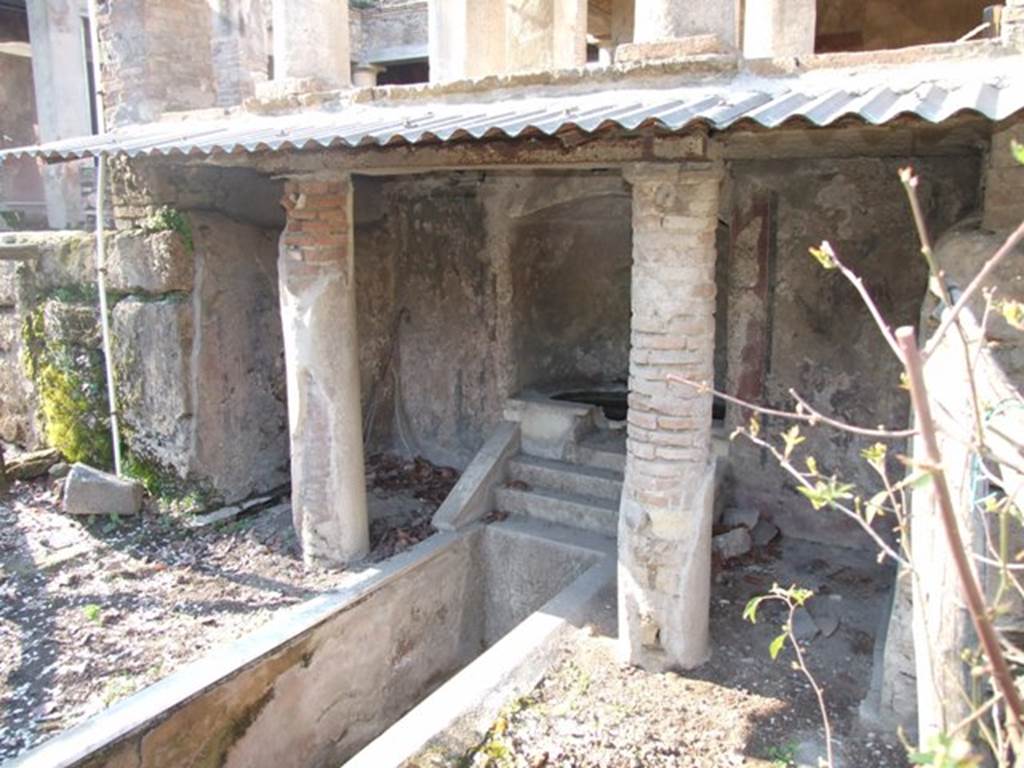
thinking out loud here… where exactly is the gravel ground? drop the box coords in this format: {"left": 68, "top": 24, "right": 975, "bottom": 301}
{"left": 0, "top": 452, "right": 457, "bottom": 762}
{"left": 442, "top": 538, "right": 907, "bottom": 768}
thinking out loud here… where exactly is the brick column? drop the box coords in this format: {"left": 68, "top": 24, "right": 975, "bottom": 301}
{"left": 619, "top": 162, "right": 721, "bottom": 670}
{"left": 279, "top": 175, "right": 369, "bottom": 568}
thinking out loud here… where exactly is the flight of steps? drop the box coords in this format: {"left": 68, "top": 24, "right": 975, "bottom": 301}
{"left": 494, "top": 430, "right": 625, "bottom": 537}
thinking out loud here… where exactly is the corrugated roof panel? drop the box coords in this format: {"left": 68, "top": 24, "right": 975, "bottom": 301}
{"left": 2, "top": 55, "right": 1021, "bottom": 162}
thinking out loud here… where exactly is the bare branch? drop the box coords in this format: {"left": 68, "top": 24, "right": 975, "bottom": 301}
{"left": 665, "top": 374, "right": 916, "bottom": 439}
{"left": 896, "top": 326, "right": 1024, "bottom": 732}
{"left": 925, "top": 219, "right": 1024, "bottom": 359}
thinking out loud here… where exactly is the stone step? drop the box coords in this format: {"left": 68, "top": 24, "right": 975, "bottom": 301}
{"left": 495, "top": 486, "right": 619, "bottom": 537}
{"left": 574, "top": 430, "right": 627, "bottom": 473}
{"left": 507, "top": 455, "right": 623, "bottom": 502}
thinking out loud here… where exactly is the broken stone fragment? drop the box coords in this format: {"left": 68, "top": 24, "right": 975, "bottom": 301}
{"left": 751, "top": 519, "right": 779, "bottom": 547}
{"left": 62, "top": 464, "right": 143, "bottom": 517}
{"left": 722, "top": 507, "right": 760, "bottom": 530}
{"left": 791, "top": 607, "right": 819, "bottom": 642}
{"left": 48, "top": 461, "right": 70, "bottom": 479}
{"left": 809, "top": 603, "right": 841, "bottom": 638}
{"left": 712, "top": 527, "right": 752, "bottom": 560}
{"left": 7, "top": 448, "right": 60, "bottom": 481}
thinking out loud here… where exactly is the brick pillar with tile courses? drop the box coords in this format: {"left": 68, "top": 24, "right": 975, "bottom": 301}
{"left": 619, "top": 162, "right": 722, "bottom": 671}
{"left": 279, "top": 175, "right": 370, "bottom": 568}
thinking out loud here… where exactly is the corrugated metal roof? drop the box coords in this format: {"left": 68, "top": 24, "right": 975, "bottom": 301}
{"left": 3, "top": 56, "right": 1023, "bottom": 162}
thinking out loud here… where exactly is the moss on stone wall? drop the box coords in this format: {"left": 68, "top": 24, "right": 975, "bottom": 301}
{"left": 20, "top": 299, "right": 113, "bottom": 467}
{"left": 142, "top": 206, "right": 194, "bottom": 253}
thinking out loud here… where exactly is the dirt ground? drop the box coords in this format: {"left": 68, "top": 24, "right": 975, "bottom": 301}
{"left": 0, "top": 452, "right": 457, "bottom": 762}
{"left": 449, "top": 538, "right": 907, "bottom": 768}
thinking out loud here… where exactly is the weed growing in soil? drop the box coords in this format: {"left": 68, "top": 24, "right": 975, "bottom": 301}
{"left": 82, "top": 604, "right": 102, "bottom": 624}
{"left": 764, "top": 741, "right": 798, "bottom": 767}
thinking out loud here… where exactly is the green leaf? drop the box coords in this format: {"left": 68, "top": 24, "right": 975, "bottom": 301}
{"left": 743, "top": 596, "right": 766, "bottom": 623}
{"left": 769, "top": 632, "right": 787, "bottom": 660}
{"left": 864, "top": 490, "right": 888, "bottom": 525}
{"left": 749, "top": 415, "right": 761, "bottom": 438}
{"left": 1013, "top": 139, "right": 1024, "bottom": 167}
{"left": 999, "top": 299, "right": 1024, "bottom": 331}
{"left": 805, "top": 456, "right": 818, "bottom": 476}
{"left": 861, "top": 442, "right": 887, "bottom": 469}
{"left": 809, "top": 241, "right": 838, "bottom": 270}
{"left": 798, "top": 477, "right": 855, "bottom": 510}
{"left": 781, "top": 425, "right": 805, "bottom": 461}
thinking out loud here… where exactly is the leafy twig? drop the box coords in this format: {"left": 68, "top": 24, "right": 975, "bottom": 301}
{"left": 745, "top": 585, "right": 835, "bottom": 767}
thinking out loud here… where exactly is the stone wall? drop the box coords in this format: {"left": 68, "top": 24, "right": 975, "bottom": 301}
{"left": 0, "top": 232, "right": 99, "bottom": 451}
{"left": 507, "top": 175, "right": 632, "bottom": 393}
{"left": 0, "top": 157, "right": 289, "bottom": 504}
{"left": 109, "top": 213, "right": 288, "bottom": 503}
{"left": 720, "top": 155, "right": 982, "bottom": 548}
{"left": 350, "top": 0, "right": 428, "bottom": 63}
{"left": 353, "top": 172, "right": 631, "bottom": 468}
{"left": 96, "top": 0, "right": 268, "bottom": 126}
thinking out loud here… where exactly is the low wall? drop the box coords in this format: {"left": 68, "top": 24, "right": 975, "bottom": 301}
{"left": 11, "top": 521, "right": 602, "bottom": 768}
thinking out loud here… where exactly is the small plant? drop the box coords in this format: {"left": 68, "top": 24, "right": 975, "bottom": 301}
{"left": 745, "top": 585, "right": 833, "bottom": 767}
{"left": 764, "top": 741, "right": 799, "bottom": 767}
{"left": 122, "top": 452, "right": 215, "bottom": 516}
{"left": 99, "top": 674, "right": 138, "bottom": 707}
{"left": 82, "top": 603, "right": 103, "bottom": 624}
{"left": 909, "top": 733, "right": 982, "bottom": 767}
{"left": 141, "top": 206, "right": 194, "bottom": 253}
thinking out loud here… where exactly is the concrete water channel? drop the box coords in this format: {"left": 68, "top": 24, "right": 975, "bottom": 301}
{"left": 10, "top": 516, "right": 614, "bottom": 768}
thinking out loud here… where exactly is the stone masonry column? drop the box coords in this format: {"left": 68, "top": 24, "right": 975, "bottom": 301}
{"left": 1004, "top": 0, "right": 1024, "bottom": 47}
{"left": 633, "top": 0, "right": 737, "bottom": 49}
{"left": 279, "top": 175, "right": 369, "bottom": 568}
{"left": 272, "top": 0, "right": 350, "bottom": 88}
{"left": 742, "top": 0, "right": 816, "bottom": 58}
{"left": 619, "top": 162, "right": 722, "bottom": 670}
{"left": 25, "top": 0, "right": 93, "bottom": 228}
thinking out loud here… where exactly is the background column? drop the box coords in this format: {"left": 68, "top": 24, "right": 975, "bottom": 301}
{"left": 25, "top": 0, "right": 92, "bottom": 228}
{"left": 272, "top": 0, "right": 350, "bottom": 88}
{"left": 633, "top": 0, "right": 737, "bottom": 48}
{"left": 279, "top": 175, "right": 369, "bottom": 568}
{"left": 619, "top": 162, "right": 722, "bottom": 670}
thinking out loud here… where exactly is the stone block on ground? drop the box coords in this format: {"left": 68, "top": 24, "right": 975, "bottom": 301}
{"left": 792, "top": 607, "right": 819, "bottom": 642}
{"left": 7, "top": 448, "right": 60, "bottom": 480}
{"left": 62, "top": 463, "right": 143, "bottom": 516}
{"left": 813, "top": 609, "right": 840, "bottom": 638}
{"left": 712, "top": 527, "right": 752, "bottom": 560}
{"left": 722, "top": 507, "right": 760, "bottom": 530}
{"left": 751, "top": 519, "right": 779, "bottom": 547}
{"left": 186, "top": 504, "right": 242, "bottom": 529}
{"left": 48, "top": 461, "right": 70, "bottom": 479}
